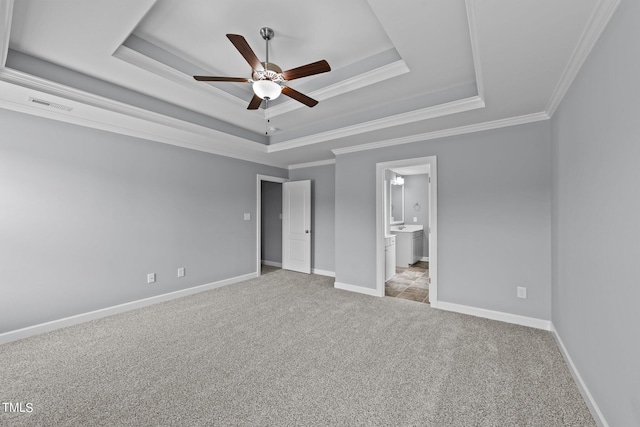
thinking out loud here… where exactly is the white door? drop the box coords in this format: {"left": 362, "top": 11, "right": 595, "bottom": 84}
{"left": 282, "top": 180, "right": 311, "bottom": 274}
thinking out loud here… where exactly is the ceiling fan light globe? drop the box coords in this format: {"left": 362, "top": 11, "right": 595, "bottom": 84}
{"left": 253, "top": 80, "right": 282, "bottom": 100}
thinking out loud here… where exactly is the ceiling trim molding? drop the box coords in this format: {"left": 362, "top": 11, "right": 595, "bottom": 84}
{"left": 0, "top": 92, "right": 288, "bottom": 168}
{"left": 331, "top": 111, "right": 550, "bottom": 155}
{"left": 288, "top": 158, "right": 336, "bottom": 170}
{"left": 268, "top": 60, "right": 410, "bottom": 117}
{"left": 113, "top": 44, "right": 251, "bottom": 110}
{"left": 0, "top": 0, "right": 14, "bottom": 68}
{"left": 0, "top": 68, "right": 269, "bottom": 149}
{"left": 546, "top": 0, "right": 621, "bottom": 117}
{"left": 3, "top": 94, "right": 289, "bottom": 170}
{"left": 465, "top": 0, "right": 485, "bottom": 100}
{"left": 268, "top": 95, "right": 485, "bottom": 153}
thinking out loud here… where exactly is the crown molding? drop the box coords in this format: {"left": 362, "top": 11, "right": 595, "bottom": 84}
{"left": 546, "top": 0, "right": 621, "bottom": 117}
{"left": 465, "top": 0, "right": 485, "bottom": 100}
{"left": 0, "top": 0, "right": 13, "bottom": 68}
{"left": 268, "top": 59, "right": 410, "bottom": 117}
{"left": 331, "top": 111, "right": 550, "bottom": 155}
{"left": 268, "top": 95, "right": 485, "bottom": 153}
{"left": 0, "top": 68, "right": 293, "bottom": 168}
{"left": 0, "top": 68, "right": 266, "bottom": 147}
{"left": 288, "top": 158, "right": 336, "bottom": 170}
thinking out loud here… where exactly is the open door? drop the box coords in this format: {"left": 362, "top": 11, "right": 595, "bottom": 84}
{"left": 282, "top": 180, "right": 311, "bottom": 274}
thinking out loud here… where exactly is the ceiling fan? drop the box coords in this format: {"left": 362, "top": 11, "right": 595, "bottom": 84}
{"left": 194, "top": 27, "right": 331, "bottom": 110}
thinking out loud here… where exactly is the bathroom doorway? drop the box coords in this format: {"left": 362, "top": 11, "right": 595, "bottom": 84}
{"left": 375, "top": 156, "right": 438, "bottom": 306}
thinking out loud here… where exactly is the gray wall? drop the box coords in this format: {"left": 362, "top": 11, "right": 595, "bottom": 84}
{"left": 551, "top": 0, "right": 640, "bottom": 425}
{"left": 260, "top": 181, "right": 282, "bottom": 264}
{"left": 403, "top": 174, "right": 429, "bottom": 257}
{"left": 0, "top": 109, "right": 287, "bottom": 333}
{"left": 335, "top": 121, "right": 552, "bottom": 320}
{"left": 289, "top": 164, "right": 335, "bottom": 273}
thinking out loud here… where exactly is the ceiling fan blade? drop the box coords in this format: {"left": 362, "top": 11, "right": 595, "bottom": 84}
{"left": 282, "top": 60, "right": 331, "bottom": 81}
{"left": 247, "top": 94, "right": 263, "bottom": 110}
{"left": 226, "top": 34, "right": 264, "bottom": 71}
{"left": 193, "top": 76, "right": 248, "bottom": 82}
{"left": 282, "top": 86, "right": 319, "bottom": 108}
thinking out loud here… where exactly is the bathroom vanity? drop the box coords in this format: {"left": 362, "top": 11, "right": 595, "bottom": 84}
{"left": 384, "top": 235, "right": 396, "bottom": 281}
{"left": 390, "top": 225, "right": 423, "bottom": 267}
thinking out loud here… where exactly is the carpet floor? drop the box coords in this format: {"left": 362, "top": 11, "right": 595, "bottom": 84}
{"left": 0, "top": 270, "right": 594, "bottom": 426}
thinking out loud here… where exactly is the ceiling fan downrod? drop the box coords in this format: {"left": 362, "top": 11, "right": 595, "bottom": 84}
{"left": 260, "top": 27, "right": 274, "bottom": 71}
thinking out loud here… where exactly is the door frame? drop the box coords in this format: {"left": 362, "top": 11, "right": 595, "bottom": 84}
{"left": 256, "top": 174, "right": 288, "bottom": 277}
{"left": 375, "top": 156, "right": 438, "bottom": 306}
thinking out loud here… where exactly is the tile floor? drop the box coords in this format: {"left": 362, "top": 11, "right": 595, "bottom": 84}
{"left": 385, "top": 261, "right": 430, "bottom": 304}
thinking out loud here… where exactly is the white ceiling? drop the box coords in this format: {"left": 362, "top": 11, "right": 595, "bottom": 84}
{"left": 0, "top": 0, "right": 619, "bottom": 168}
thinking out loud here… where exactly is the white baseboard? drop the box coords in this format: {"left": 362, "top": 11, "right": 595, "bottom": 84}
{"left": 312, "top": 268, "right": 335, "bottom": 277}
{"left": 261, "top": 260, "right": 282, "bottom": 267}
{"left": 434, "top": 301, "right": 551, "bottom": 330}
{"left": 550, "top": 323, "right": 609, "bottom": 427}
{"left": 0, "top": 272, "right": 256, "bottom": 345}
{"left": 420, "top": 257, "right": 429, "bottom": 262}
{"left": 334, "top": 281, "right": 383, "bottom": 297}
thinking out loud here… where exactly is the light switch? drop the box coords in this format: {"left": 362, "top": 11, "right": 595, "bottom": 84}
{"left": 413, "top": 217, "right": 418, "bottom": 223}
{"left": 244, "top": 213, "right": 250, "bottom": 220}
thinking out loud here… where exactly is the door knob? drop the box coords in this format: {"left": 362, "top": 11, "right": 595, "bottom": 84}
{"left": 305, "top": 230, "right": 310, "bottom": 234}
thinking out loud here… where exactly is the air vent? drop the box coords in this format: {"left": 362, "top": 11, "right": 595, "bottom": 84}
{"left": 28, "top": 97, "right": 73, "bottom": 112}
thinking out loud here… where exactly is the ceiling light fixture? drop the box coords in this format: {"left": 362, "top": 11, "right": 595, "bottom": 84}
{"left": 252, "top": 28, "right": 282, "bottom": 101}
{"left": 253, "top": 79, "right": 281, "bottom": 100}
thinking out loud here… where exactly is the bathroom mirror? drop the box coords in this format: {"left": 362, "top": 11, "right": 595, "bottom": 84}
{"left": 390, "top": 181, "right": 404, "bottom": 224}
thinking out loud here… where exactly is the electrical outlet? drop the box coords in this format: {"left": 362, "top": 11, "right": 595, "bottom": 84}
{"left": 147, "top": 273, "right": 156, "bottom": 284}
{"left": 177, "top": 267, "right": 185, "bottom": 278}
{"left": 517, "top": 286, "right": 527, "bottom": 299}
{"left": 413, "top": 217, "right": 418, "bottom": 223}
{"left": 244, "top": 213, "right": 250, "bottom": 221}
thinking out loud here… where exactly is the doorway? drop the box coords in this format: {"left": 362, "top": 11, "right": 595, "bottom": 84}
{"left": 375, "top": 156, "right": 438, "bottom": 307}
{"left": 256, "top": 175, "right": 287, "bottom": 276}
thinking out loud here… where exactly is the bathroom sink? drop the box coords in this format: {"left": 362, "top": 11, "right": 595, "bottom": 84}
{"left": 390, "top": 224, "right": 423, "bottom": 232}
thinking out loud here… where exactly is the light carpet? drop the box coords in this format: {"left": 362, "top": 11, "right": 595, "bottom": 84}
{"left": 0, "top": 270, "right": 595, "bottom": 426}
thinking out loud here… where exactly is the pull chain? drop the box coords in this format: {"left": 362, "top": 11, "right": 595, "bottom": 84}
{"left": 265, "top": 99, "right": 270, "bottom": 135}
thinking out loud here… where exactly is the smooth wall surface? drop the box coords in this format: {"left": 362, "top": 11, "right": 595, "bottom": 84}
{"left": 289, "top": 164, "right": 335, "bottom": 273}
{"left": 551, "top": 0, "right": 640, "bottom": 424}
{"left": 335, "top": 121, "right": 552, "bottom": 320}
{"left": 0, "top": 109, "right": 286, "bottom": 333}
{"left": 260, "top": 181, "right": 282, "bottom": 265}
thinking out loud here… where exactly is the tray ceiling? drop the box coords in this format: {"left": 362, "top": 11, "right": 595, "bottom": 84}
{"left": 0, "top": 0, "right": 619, "bottom": 168}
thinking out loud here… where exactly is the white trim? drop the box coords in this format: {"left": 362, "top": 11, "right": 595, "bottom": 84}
{"left": 420, "top": 257, "right": 429, "bottom": 262}
{"left": 256, "top": 174, "right": 288, "bottom": 276}
{"left": 288, "top": 158, "right": 336, "bottom": 170}
{"left": 269, "top": 96, "right": 485, "bottom": 153}
{"left": 334, "top": 281, "right": 382, "bottom": 297}
{"left": 550, "top": 323, "right": 609, "bottom": 427}
{"left": 0, "top": 273, "right": 256, "bottom": 345}
{"left": 0, "top": 69, "right": 264, "bottom": 150}
{"left": 312, "top": 268, "right": 335, "bottom": 277}
{"left": 261, "top": 260, "right": 282, "bottom": 268}
{"left": 435, "top": 301, "right": 551, "bottom": 331}
{"left": 0, "top": 70, "right": 290, "bottom": 168}
{"left": 333, "top": 112, "right": 549, "bottom": 155}
{"left": 0, "top": 0, "right": 14, "bottom": 68}
{"left": 465, "top": 0, "right": 485, "bottom": 101}
{"left": 546, "top": 0, "right": 622, "bottom": 116}
{"left": 267, "top": 60, "right": 410, "bottom": 117}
